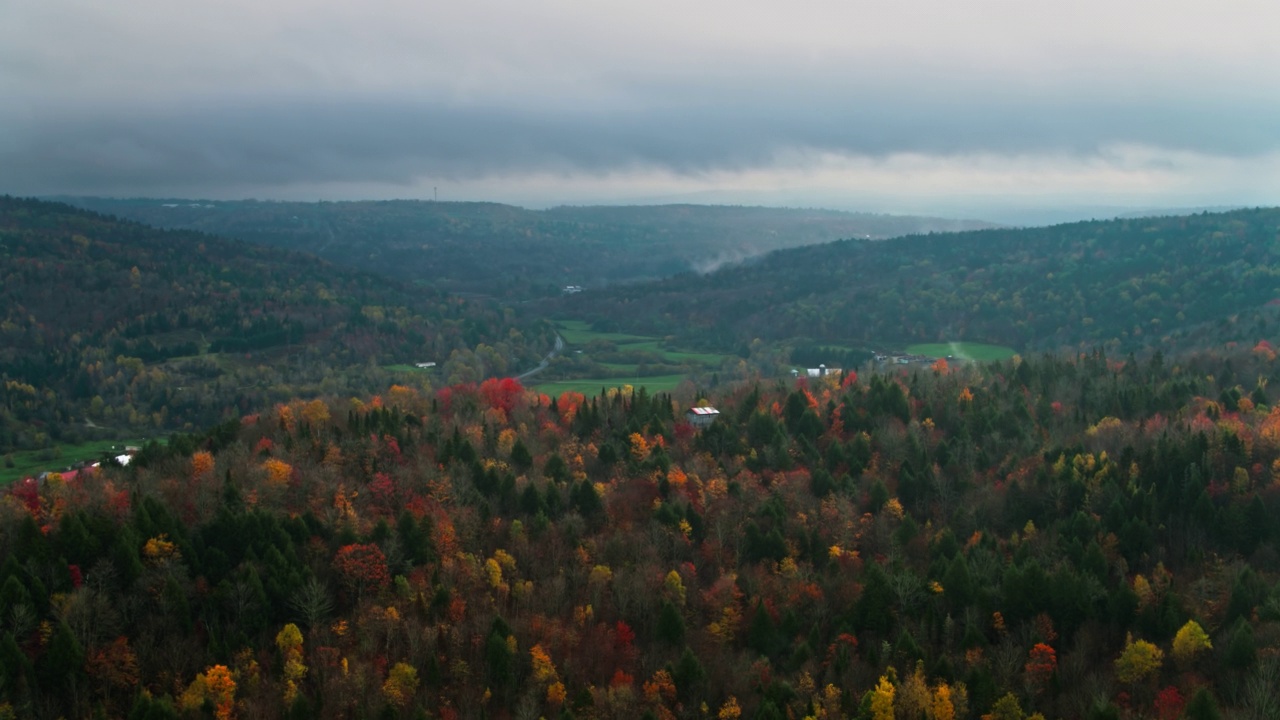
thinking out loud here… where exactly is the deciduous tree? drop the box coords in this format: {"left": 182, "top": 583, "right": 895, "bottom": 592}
{"left": 1171, "top": 620, "right": 1211, "bottom": 669}
{"left": 382, "top": 662, "right": 419, "bottom": 708}
{"left": 1115, "top": 635, "right": 1163, "bottom": 685}
{"left": 869, "top": 675, "right": 895, "bottom": 720}
{"left": 332, "top": 544, "right": 390, "bottom": 600}
{"left": 1024, "top": 643, "right": 1056, "bottom": 692}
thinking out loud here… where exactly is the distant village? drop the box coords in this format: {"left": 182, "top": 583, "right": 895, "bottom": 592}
{"left": 790, "top": 350, "right": 946, "bottom": 379}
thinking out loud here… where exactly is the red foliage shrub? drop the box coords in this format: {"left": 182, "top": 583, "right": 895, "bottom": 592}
{"left": 1154, "top": 686, "right": 1185, "bottom": 720}
{"left": 480, "top": 377, "right": 524, "bottom": 414}
{"left": 332, "top": 543, "right": 391, "bottom": 595}
{"left": 1025, "top": 642, "right": 1057, "bottom": 691}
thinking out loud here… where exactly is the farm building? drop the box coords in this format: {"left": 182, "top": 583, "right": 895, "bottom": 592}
{"left": 791, "top": 364, "right": 842, "bottom": 378}
{"left": 685, "top": 406, "right": 720, "bottom": 429}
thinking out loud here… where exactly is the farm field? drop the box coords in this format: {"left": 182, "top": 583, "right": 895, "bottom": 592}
{"left": 905, "top": 341, "right": 1017, "bottom": 362}
{"left": 555, "top": 321, "right": 732, "bottom": 365}
{"left": 1, "top": 438, "right": 146, "bottom": 486}
{"left": 554, "top": 320, "right": 652, "bottom": 346}
{"left": 627, "top": 342, "right": 732, "bottom": 365}
{"left": 534, "top": 320, "right": 735, "bottom": 395}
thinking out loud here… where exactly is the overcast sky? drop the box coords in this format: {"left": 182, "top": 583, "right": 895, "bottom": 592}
{"left": 3, "top": 0, "right": 1278, "bottom": 222}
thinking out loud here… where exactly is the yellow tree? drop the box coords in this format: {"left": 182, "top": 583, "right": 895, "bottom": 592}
{"left": 708, "top": 603, "right": 742, "bottom": 644}
{"left": 1115, "top": 635, "right": 1163, "bottom": 685}
{"left": 988, "top": 692, "right": 1024, "bottom": 720}
{"left": 275, "top": 623, "right": 307, "bottom": 705}
{"left": 664, "top": 569, "right": 687, "bottom": 606}
{"left": 263, "top": 458, "right": 293, "bottom": 488}
{"left": 1132, "top": 575, "right": 1154, "bottom": 610}
{"left": 485, "top": 557, "right": 506, "bottom": 592}
{"left": 301, "top": 398, "right": 330, "bottom": 426}
{"left": 546, "top": 681, "right": 567, "bottom": 706}
{"left": 142, "top": 535, "right": 178, "bottom": 565}
{"left": 382, "top": 662, "right": 419, "bottom": 708}
{"left": 869, "top": 675, "right": 895, "bottom": 720}
{"left": 1171, "top": 620, "right": 1212, "bottom": 669}
{"left": 930, "top": 682, "right": 955, "bottom": 720}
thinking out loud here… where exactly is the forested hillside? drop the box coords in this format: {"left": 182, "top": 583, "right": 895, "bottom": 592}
{"left": 4, "top": 345, "right": 1280, "bottom": 718}
{"left": 0, "top": 197, "right": 548, "bottom": 454}
{"left": 58, "top": 198, "right": 994, "bottom": 297}
{"left": 553, "top": 208, "right": 1280, "bottom": 356}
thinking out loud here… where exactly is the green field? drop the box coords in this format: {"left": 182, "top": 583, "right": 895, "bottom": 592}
{"left": 539, "top": 321, "right": 737, "bottom": 395}
{"left": 554, "top": 320, "right": 652, "bottom": 346}
{"left": 533, "top": 374, "right": 688, "bottom": 397}
{"left": 554, "top": 321, "right": 731, "bottom": 367}
{"left": 630, "top": 343, "right": 732, "bottom": 365}
{"left": 1, "top": 439, "right": 145, "bottom": 486}
{"left": 905, "top": 342, "right": 1017, "bottom": 362}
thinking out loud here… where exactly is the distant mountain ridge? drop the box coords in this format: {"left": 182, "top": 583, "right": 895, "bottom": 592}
{"left": 56, "top": 198, "right": 997, "bottom": 296}
{"left": 552, "top": 207, "right": 1280, "bottom": 355}
{"left": 0, "top": 197, "right": 544, "bottom": 452}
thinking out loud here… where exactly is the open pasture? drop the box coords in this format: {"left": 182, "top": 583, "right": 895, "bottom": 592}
{"left": 905, "top": 342, "right": 1017, "bottom": 362}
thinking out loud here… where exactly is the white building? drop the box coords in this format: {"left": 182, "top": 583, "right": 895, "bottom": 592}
{"left": 686, "top": 406, "right": 720, "bottom": 429}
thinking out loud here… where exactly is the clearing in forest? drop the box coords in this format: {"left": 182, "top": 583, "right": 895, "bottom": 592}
{"left": 905, "top": 342, "right": 1017, "bottom": 362}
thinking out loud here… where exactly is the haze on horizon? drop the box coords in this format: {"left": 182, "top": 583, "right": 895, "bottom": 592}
{"left": 3, "top": 0, "right": 1278, "bottom": 224}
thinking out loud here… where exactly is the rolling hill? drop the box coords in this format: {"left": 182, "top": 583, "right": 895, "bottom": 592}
{"left": 550, "top": 207, "right": 1280, "bottom": 357}
{"left": 0, "top": 197, "right": 547, "bottom": 454}
{"left": 57, "top": 198, "right": 996, "bottom": 297}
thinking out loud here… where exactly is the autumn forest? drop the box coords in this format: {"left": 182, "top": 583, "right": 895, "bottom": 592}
{"left": 3, "top": 197, "right": 1280, "bottom": 719}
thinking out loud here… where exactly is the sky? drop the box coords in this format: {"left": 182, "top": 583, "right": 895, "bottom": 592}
{"left": 3, "top": 0, "right": 1279, "bottom": 224}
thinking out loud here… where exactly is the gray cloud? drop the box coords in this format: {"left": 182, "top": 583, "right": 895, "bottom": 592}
{"left": 8, "top": 89, "right": 1277, "bottom": 194}
{"left": 3, "top": 0, "right": 1278, "bottom": 215}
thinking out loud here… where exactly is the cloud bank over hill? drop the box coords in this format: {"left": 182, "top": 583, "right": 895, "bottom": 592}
{"left": 4, "top": 0, "right": 1278, "bottom": 221}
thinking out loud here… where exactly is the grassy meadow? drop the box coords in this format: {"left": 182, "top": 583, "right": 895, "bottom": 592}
{"left": 905, "top": 342, "right": 1017, "bottom": 362}
{"left": 534, "top": 320, "right": 732, "bottom": 395}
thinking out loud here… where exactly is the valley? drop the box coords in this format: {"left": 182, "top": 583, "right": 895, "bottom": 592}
{"left": 3, "top": 196, "right": 1280, "bottom": 720}
{"left": 60, "top": 198, "right": 996, "bottom": 298}
{"left": 7, "top": 4, "right": 1277, "bottom": 717}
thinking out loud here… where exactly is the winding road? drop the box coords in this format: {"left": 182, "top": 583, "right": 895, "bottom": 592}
{"left": 516, "top": 333, "right": 564, "bottom": 382}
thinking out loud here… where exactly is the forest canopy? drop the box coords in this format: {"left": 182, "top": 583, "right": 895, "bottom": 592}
{"left": 5, "top": 198, "right": 1280, "bottom": 718}
{"left": 4, "top": 344, "right": 1280, "bottom": 718}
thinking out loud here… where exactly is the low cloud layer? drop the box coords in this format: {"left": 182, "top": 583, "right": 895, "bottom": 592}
{"left": 4, "top": 0, "right": 1278, "bottom": 220}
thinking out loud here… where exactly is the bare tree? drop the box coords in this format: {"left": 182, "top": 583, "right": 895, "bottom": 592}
{"left": 290, "top": 577, "right": 334, "bottom": 631}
